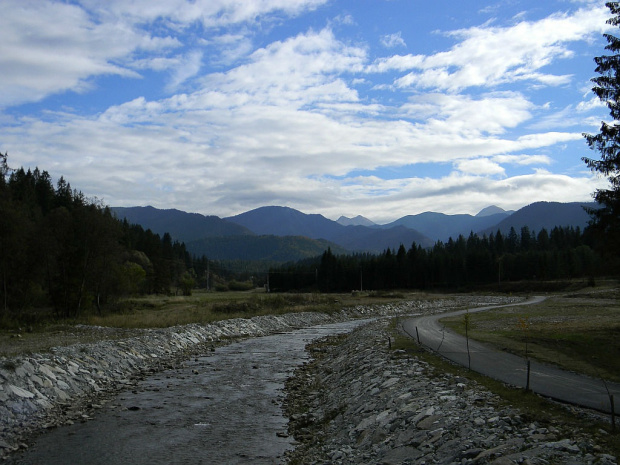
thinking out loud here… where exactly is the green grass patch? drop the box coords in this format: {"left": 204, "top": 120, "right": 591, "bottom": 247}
{"left": 2, "top": 290, "right": 425, "bottom": 333}
{"left": 0, "top": 290, "right": 428, "bottom": 356}
{"left": 440, "top": 289, "right": 620, "bottom": 383}
{"left": 80, "top": 291, "right": 339, "bottom": 328}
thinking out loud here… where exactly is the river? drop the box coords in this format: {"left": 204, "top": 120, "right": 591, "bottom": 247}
{"left": 8, "top": 319, "right": 372, "bottom": 465}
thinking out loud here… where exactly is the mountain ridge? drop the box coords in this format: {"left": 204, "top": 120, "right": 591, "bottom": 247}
{"left": 225, "top": 206, "right": 433, "bottom": 251}
{"left": 113, "top": 202, "right": 597, "bottom": 264}
{"left": 112, "top": 206, "right": 252, "bottom": 242}
{"left": 336, "top": 215, "right": 376, "bottom": 227}
{"left": 478, "top": 201, "right": 595, "bottom": 236}
{"left": 476, "top": 205, "right": 513, "bottom": 217}
{"left": 381, "top": 210, "right": 512, "bottom": 243}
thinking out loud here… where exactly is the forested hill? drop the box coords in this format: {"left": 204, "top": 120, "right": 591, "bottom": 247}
{"left": 112, "top": 206, "right": 252, "bottom": 242}
{"left": 380, "top": 211, "right": 511, "bottom": 243}
{"left": 116, "top": 205, "right": 435, "bottom": 253}
{"left": 0, "top": 160, "right": 204, "bottom": 319}
{"left": 113, "top": 203, "right": 596, "bottom": 257}
{"left": 270, "top": 225, "right": 606, "bottom": 292}
{"left": 478, "top": 201, "right": 595, "bottom": 236}
{"left": 225, "top": 205, "right": 434, "bottom": 250}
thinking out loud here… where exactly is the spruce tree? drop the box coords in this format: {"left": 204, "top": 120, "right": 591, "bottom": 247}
{"left": 583, "top": 2, "right": 620, "bottom": 258}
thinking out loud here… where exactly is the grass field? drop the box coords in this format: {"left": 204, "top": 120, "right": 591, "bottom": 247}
{"left": 0, "top": 289, "right": 424, "bottom": 356}
{"left": 80, "top": 289, "right": 422, "bottom": 328}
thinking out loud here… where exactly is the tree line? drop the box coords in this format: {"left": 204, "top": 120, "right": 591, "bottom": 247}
{"left": 0, "top": 154, "right": 235, "bottom": 322}
{"left": 269, "top": 225, "right": 607, "bottom": 293}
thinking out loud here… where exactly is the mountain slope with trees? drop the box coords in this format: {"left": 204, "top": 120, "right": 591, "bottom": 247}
{"left": 225, "top": 205, "right": 434, "bottom": 251}
{"left": 478, "top": 202, "right": 595, "bottom": 237}
{"left": 186, "top": 234, "right": 347, "bottom": 262}
{"left": 225, "top": 206, "right": 344, "bottom": 239}
{"left": 112, "top": 206, "right": 252, "bottom": 242}
{"left": 382, "top": 210, "right": 511, "bottom": 243}
{"left": 270, "top": 225, "right": 603, "bottom": 292}
{"left": 0, "top": 155, "right": 203, "bottom": 320}
{"left": 115, "top": 203, "right": 597, "bottom": 258}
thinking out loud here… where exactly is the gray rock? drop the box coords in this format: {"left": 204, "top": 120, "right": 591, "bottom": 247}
{"left": 282, "top": 316, "right": 617, "bottom": 465}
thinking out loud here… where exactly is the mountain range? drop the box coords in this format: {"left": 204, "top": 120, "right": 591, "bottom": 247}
{"left": 112, "top": 201, "right": 595, "bottom": 264}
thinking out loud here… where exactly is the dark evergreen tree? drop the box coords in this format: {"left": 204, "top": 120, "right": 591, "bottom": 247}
{"left": 0, "top": 154, "right": 198, "bottom": 322}
{"left": 583, "top": 2, "right": 620, "bottom": 262}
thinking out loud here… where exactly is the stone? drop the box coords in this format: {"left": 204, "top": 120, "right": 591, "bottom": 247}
{"left": 544, "top": 439, "right": 580, "bottom": 453}
{"left": 416, "top": 414, "right": 441, "bottom": 430}
{"left": 490, "top": 457, "right": 516, "bottom": 465}
{"left": 381, "top": 377, "right": 400, "bottom": 389}
{"left": 7, "top": 385, "right": 34, "bottom": 399}
{"left": 380, "top": 446, "right": 422, "bottom": 464}
{"left": 38, "top": 365, "right": 57, "bottom": 380}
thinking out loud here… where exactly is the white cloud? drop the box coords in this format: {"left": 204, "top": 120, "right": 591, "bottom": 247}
{"left": 0, "top": 0, "right": 179, "bottom": 108}
{"left": 0, "top": 0, "right": 330, "bottom": 108}
{"left": 576, "top": 96, "right": 606, "bottom": 112}
{"left": 400, "top": 92, "right": 534, "bottom": 136}
{"left": 455, "top": 158, "right": 506, "bottom": 176}
{"left": 196, "top": 28, "right": 366, "bottom": 109}
{"left": 528, "top": 101, "right": 602, "bottom": 131}
{"left": 79, "top": 0, "right": 329, "bottom": 28}
{"left": 492, "top": 154, "right": 552, "bottom": 166}
{"left": 380, "top": 32, "right": 406, "bottom": 48}
{"left": 323, "top": 171, "right": 606, "bottom": 222}
{"left": 333, "top": 14, "right": 355, "bottom": 26}
{"left": 367, "top": 5, "right": 610, "bottom": 92}
{"left": 166, "top": 50, "right": 204, "bottom": 91}
{"left": 365, "top": 54, "right": 424, "bottom": 73}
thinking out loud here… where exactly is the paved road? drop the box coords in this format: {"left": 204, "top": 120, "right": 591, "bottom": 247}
{"left": 402, "top": 296, "right": 620, "bottom": 415}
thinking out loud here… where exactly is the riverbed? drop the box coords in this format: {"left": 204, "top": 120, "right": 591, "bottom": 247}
{"left": 6, "top": 319, "right": 372, "bottom": 465}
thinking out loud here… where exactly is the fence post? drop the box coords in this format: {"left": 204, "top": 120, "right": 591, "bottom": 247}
{"left": 526, "top": 360, "right": 531, "bottom": 391}
{"left": 415, "top": 326, "right": 420, "bottom": 344}
{"left": 611, "top": 394, "right": 616, "bottom": 432}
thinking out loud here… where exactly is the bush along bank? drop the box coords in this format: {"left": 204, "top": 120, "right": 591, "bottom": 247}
{"left": 0, "top": 295, "right": 519, "bottom": 460}
{"left": 284, "top": 320, "right": 618, "bottom": 465}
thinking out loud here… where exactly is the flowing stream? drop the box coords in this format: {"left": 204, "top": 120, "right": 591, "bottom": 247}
{"left": 8, "top": 319, "right": 371, "bottom": 465}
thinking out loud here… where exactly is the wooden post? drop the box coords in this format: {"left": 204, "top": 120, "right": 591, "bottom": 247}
{"left": 526, "top": 360, "right": 531, "bottom": 391}
{"left": 415, "top": 326, "right": 420, "bottom": 344}
{"left": 611, "top": 394, "right": 616, "bottom": 432}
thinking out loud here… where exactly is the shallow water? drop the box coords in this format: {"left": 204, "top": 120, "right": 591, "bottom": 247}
{"left": 9, "top": 320, "right": 370, "bottom": 465}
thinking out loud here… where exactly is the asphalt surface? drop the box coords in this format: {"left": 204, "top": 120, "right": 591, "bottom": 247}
{"left": 402, "top": 296, "right": 620, "bottom": 415}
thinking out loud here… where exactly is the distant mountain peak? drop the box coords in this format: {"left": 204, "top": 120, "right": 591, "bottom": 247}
{"left": 476, "top": 205, "right": 507, "bottom": 217}
{"left": 337, "top": 215, "right": 376, "bottom": 227}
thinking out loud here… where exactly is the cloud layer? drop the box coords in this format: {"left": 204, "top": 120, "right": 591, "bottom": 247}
{"left": 0, "top": 0, "right": 612, "bottom": 222}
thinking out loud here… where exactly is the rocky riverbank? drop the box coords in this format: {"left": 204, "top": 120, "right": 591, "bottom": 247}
{"left": 0, "top": 296, "right": 519, "bottom": 461}
{"left": 283, "top": 320, "right": 618, "bottom": 465}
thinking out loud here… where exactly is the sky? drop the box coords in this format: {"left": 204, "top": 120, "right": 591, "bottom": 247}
{"left": 0, "top": 0, "right": 615, "bottom": 223}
